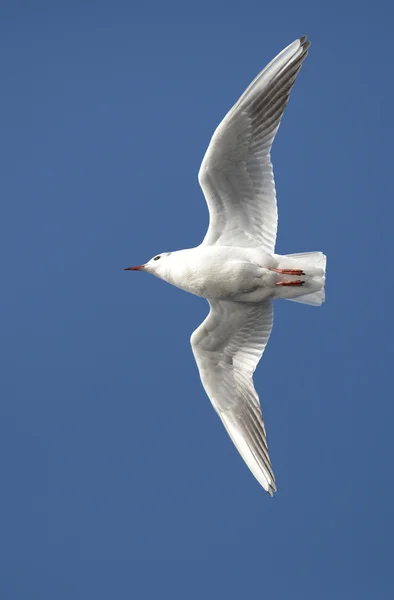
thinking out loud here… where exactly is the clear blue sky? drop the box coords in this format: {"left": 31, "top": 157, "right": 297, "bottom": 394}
{"left": 1, "top": 0, "right": 393, "bottom": 598}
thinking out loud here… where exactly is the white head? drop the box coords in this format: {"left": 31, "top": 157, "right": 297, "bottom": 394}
{"left": 125, "top": 252, "right": 172, "bottom": 279}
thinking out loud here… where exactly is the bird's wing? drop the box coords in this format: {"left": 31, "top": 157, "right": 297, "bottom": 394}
{"left": 198, "top": 36, "right": 310, "bottom": 252}
{"left": 191, "top": 299, "right": 275, "bottom": 494}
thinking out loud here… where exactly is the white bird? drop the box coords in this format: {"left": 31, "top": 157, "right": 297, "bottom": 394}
{"left": 126, "top": 37, "right": 326, "bottom": 495}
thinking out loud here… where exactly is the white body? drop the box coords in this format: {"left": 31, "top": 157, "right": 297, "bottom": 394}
{"left": 128, "top": 37, "right": 326, "bottom": 495}
{"left": 151, "top": 246, "right": 325, "bottom": 303}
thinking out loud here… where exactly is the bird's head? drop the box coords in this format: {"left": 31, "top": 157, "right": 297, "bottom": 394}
{"left": 124, "top": 252, "right": 172, "bottom": 278}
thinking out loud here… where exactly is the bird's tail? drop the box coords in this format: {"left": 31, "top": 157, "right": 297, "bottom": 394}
{"left": 278, "top": 251, "right": 327, "bottom": 306}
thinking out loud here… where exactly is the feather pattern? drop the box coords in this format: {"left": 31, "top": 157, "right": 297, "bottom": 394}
{"left": 198, "top": 36, "right": 310, "bottom": 252}
{"left": 191, "top": 300, "right": 276, "bottom": 494}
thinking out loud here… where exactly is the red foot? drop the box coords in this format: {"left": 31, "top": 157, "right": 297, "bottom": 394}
{"left": 270, "top": 268, "right": 305, "bottom": 276}
{"left": 276, "top": 280, "right": 305, "bottom": 287}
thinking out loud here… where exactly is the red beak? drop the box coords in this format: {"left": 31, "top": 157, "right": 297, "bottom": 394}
{"left": 124, "top": 265, "right": 144, "bottom": 271}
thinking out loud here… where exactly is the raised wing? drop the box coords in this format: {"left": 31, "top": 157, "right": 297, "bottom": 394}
{"left": 191, "top": 299, "right": 275, "bottom": 494}
{"left": 198, "top": 36, "right": 310, "bottom": 252}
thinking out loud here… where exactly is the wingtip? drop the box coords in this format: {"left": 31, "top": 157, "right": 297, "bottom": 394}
{"left": 299, "top": 35, "right": 311, "bottom": 50}
{"left": 265, "top": 478, "right": 277, "bottom": 496}
{"left": 267, "top": 482, "right": 277, "bottom": 497}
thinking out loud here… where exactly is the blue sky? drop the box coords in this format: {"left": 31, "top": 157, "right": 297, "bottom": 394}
{"left": 1, "top": 0, "right": 393, "bottom": 597}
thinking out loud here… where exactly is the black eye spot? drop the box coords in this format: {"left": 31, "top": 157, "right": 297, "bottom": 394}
{"left": 153, "top": 256, "right": 161, "bottom": 261}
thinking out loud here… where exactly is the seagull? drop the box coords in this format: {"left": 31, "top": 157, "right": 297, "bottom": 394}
{"left": 126, "top": 36, "right": 326, "bottom": 495}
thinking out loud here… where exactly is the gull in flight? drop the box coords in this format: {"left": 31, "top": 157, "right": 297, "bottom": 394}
{"left": 126, "top": 37, "right": 326, "bottom": 495}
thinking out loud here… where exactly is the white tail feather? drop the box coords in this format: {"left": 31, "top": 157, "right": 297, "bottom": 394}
{"left": 285, "top": 251, "right": 326, "bottom": 271}
{"left": 287, "top": 288, "right": 325, "bottom": 306}
{"left": 277, "top": 251, "right": 326, "bottom": 306}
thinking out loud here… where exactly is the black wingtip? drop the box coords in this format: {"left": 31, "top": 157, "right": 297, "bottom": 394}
{"left": 300, "top": 35, "right": 311, "bottom": 50}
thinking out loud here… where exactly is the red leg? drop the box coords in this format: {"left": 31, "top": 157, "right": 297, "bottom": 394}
{"left": 276, "top": 280, "right": 305, "bottom": 287}
{"left": 270, "top": 268, "right": 305, "bottom": 276}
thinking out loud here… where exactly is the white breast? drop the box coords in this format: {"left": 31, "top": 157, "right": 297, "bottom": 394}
{"left": 162, "top": 246, "right": 276, "bottom": 301}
